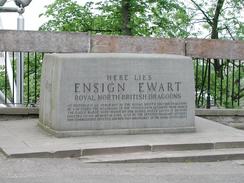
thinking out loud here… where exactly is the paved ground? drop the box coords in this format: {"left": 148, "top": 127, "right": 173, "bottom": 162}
{"left": 1, "top": 117, "right": 244, "bottom": 158}
{"left": 1, "top": 117, "right": 244, "bottom": 182}
{"left": 0, "top": 155, "right": 244, "bottom": 183}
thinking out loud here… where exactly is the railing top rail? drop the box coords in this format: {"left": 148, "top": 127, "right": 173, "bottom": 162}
{"left": 0, "top": 30, "right": 244, "bottom": 60}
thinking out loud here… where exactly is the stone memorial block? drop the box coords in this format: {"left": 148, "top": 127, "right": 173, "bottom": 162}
{"left": 39, "top": 53, "right": 195, "bottom": 137}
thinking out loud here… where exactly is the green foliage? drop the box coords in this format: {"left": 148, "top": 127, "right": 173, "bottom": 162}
{"left": 40, "top": 0, "right": 243, "bottom": 39}
{"left": 23, "top": 53, "right": 43, "bottom": 105}
{"left": 39, "top": 0, "right": 243, "bottom": 39}
{"left": 39, "top": 0, "right": 191, "bottom": 38}
{"left": 0, "top": 66, "right": 7, "bottom": 100}
{"left": 39, "top": 0, "right": 94, "bottom": 32}
{"left": 0, "top": 53, "right": 43, "bottom": 106}
{"left": 0, "top": 59, "right": 16, "bottom": 103}
{"left": 185, "top": 0, "right": 244, "bottom": 40}
{"left": 194, "top": 60, "right": 244, "bottom": 108}
{"left": 149, "top": 0, "right": 191, "bottom": 37}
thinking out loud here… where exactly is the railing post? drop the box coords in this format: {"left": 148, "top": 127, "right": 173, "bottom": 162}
{"left": 238, "top": 60, "right": 241, "bottom": 106}
{"left": 207, "top": 59, "right": 211, "bottom": 109}
{"left": 16, "top": 13, "right": 24, "bottom": 105}
{"left": 226, "top": 60, "right": 229, "bottom": 107}
{"left": 195, "top": 58, "right": 199, "bottom": 107}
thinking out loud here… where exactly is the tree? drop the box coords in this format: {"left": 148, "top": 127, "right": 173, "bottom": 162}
{"left": 186, "top": 0, "right": 244, "bottom": 40}
{"left": 39, "top": 0, "right": 94, "bottom": 32}
{"left": 121, "top": 0, "right": 132, "bottom": 35}
{"left": 40, "top": 0, "right": 243, "bottom": 39}
{"left": 39, "top": 0, "right": 191, "bottom": 38}
{"left": 185, "top": 0, "right": 243, "bottom": 73}
{"left": 148, "top": 0, "right": 191, "bottom": 37}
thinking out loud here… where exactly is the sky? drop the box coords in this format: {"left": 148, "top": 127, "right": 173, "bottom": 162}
{"left": 0, "top": 0, "right": 56, "bottom": 30}
{"left": 0, "top": 0, "right": 96, "bottom": 30}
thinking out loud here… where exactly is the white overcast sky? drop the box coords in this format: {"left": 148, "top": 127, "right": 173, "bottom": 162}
{"left": 0, "top": 0, "right": 96, "bottom": 30}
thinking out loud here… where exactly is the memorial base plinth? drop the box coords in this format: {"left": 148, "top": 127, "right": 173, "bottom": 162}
{"left": 38, "top": 122, "right": 195, "bottom": 138}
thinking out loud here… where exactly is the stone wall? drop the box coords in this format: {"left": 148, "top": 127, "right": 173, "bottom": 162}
{"left": 196, "top": 109, "right": 244, "bottom": 130}
{"left": 0, "top": 30, "right": 244, "bottom": 60}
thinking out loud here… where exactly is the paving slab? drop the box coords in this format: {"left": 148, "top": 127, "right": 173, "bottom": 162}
{"left": 0, "top": 117, "right": 244, "bottom": 159}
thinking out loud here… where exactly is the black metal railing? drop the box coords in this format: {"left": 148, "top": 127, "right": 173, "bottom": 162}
{"left": 194, "top": 58, "right": 243, "bottom": 108}
{"left": 0, "top": 53, "right": 243, "bottom": 108}
{"left": 0, "top": 52, "right": 43, "bottom": 106}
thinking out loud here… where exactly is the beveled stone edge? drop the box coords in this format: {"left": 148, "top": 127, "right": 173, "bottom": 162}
{"left": 38, "top": 121, "right": 196, "bottom": 138}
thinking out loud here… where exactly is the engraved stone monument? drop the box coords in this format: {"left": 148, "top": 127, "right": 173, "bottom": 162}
{"left": 39, "top": 53, "right": 195, "bottom": 137}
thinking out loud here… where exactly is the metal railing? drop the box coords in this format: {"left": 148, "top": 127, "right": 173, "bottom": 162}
{"left": 194, "top": 58, "right": 243, "bottom": 108}
{"left": 0, "top": 30, "right": 243, "bottom": 109}
{"left": 0, "top": 52, "right": 43, "bottom": 106}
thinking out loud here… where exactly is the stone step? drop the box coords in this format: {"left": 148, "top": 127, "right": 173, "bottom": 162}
{"left": 80, "top": 141, "right": 244, "bottom": 156}
{"left": 81, "top": 148, "right": 244, "bottom": 163}
{"left": 6, "top": 141, "right": 244, "bottom": 159}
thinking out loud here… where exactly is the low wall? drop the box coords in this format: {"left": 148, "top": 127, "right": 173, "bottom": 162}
{"left": 196, "top": 109, "right": 244, "bottom": 129}
{"left": 0, "top": 30, "right": 244, "bottom": 60}
{"left": 0, "top": 108, "right": 38, "bottom": 121}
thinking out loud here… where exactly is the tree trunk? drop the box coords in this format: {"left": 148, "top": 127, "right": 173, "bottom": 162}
{"left": 121, "top": 0, "right": 132, "bottom": 35}
{"left": 190, "top": 0, "right": 225, "bottom": 73}
{"left": 211, "top": 0, "right": 225, "bottom": 73}
{"left": 211, "top": 0, "right": 225, "bottom": 39}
